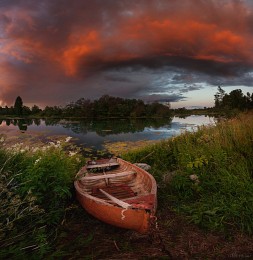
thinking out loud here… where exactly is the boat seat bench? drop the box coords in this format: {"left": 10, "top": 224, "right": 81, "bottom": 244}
{"left": 82, "top": 170, "right": 136, "bottom": 180}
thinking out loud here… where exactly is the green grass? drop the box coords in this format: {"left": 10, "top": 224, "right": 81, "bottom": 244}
{"left": 123, "top": 112, "right": 253, "bottom": 235}
{"left": 0, "top": 139, "right": 85, "bottom": 259}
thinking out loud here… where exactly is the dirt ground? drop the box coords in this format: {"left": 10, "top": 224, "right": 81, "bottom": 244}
{"left": 57, "top": 203, "right": 253, "bottom": 260}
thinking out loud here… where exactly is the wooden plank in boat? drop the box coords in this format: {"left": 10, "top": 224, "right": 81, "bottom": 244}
{"left": 92, "top": 184, "right": 136, "bottom": 199}
{"left": 82, "top": 170, "right": 136, "bottom": 180}
{"left": 86, "top": 162, "right": 119, "bottom": 169}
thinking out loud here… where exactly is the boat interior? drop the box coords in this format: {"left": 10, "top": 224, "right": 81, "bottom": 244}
{"left": 77, "top": 158, "right": 153, "bottom": 204}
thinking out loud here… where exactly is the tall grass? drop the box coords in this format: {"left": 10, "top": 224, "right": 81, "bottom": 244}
{"left": 123, "top": 112, "right": 253, "bottom": 235}
{"left": 0, "top": 138, "right": 84, "bottom": 259}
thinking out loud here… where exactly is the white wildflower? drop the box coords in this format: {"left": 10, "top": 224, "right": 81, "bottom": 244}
{"left": 69, "top": 151, "right": 77, "bottom": 157}
{"left": 0, "top": 137, "right": 5, "bottom": 142}
{"left": 65, "top": 136, "right": 72, "bottom": 142}
{"left": 35, "top": 158, "right": 41, "bottom": 165}
{"left": 48, "top": 141, "right": 61, "bottom": 148}
{"left": 32, "top": 147, "right": 39, "bottom": 153}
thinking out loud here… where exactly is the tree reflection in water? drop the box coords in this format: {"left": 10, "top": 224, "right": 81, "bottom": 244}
{"left": 0, "top": 117, "right": 173, "bottom": 136}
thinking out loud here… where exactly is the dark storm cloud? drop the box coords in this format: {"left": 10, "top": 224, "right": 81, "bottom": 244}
{"left": 180, "top": 85, "right": 203, "bottom": 93}
{"left": 104, "top": 75, "right": 133, "bottom": 83}
{"left": 0, "top": 0, "right": 253, "bottom": 106}
{"left": 143, "top": 94, "right": 187, "bottom": 103}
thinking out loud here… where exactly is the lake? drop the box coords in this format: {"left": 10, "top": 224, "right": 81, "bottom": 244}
{"left": 0, "top": 115, "right": 215, "bottom": 154}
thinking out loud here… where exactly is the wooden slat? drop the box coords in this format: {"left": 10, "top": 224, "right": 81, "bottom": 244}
{"left": 82, "top": 171, "right": 136, "bottom": 180}
{"left": 86, "top": 162, "right": 119, "bottom": 169}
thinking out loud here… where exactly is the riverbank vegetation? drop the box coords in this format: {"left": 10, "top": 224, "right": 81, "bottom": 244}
{"left": 0, "top": 137, "right": 84, "bottom": 259}
{"left": 123, "top": 112, "right": 253, "bottom": 235}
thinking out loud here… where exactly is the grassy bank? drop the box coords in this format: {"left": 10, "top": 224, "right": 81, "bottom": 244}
{"left": 0, "top": 138, "right": 84, "bottom": 259}
{"left": 123, "top": 112, "right": 253, "bottom": 235}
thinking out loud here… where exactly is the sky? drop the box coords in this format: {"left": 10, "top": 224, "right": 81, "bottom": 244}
{"left": 0, "top": 0, "right": 253, "bottom": 109}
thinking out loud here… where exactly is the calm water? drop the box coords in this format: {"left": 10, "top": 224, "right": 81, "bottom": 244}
{"left": 0, "top": 116, "right": 215, "bottom": 150}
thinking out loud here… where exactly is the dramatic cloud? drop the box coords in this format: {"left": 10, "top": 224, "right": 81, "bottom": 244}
{"left": 0, "top": 0, "right": 253, "bottom": 107}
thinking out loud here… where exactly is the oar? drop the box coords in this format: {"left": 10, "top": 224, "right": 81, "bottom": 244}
{"left": 99, "top": 189, "right": 131, "bottom": 209}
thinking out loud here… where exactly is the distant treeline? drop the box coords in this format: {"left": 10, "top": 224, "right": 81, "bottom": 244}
{"left": 0, "top": 95, "right": 171, "bottom": 118}
{"left": 1, "top": 88, "right": 252, "bottom": 118}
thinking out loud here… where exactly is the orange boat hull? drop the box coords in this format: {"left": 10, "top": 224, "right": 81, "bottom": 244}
{"left": 76, "top": 192, "right": 153, "bottom": 233}
{"left": 74, "top": 158, "right": 157, "bottom": 233}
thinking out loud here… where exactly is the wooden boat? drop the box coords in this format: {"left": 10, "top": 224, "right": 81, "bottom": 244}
{"left": 74, "top": 157, "right": 157, "bottom": 233}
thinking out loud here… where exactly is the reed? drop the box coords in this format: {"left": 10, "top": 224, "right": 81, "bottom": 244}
{"left": 123, "top": 112, "right": 253, "bottom": 235}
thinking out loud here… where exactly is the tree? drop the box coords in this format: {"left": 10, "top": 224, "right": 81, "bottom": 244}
{"left": 14, "top": 96, "right": 23, "bottom": 115}
{"left": 22, "top": 106, "right": 31, "bottom": 116}
{"left": 223, "top": 89, "right": 246, "bottom": 109}
{"left": 214, "top": 87, "right": 253, "bottom": 110}
{"left": 31, "top": 105, "right": 42, "bottom": 115}
{"left": 246, "top": 92, "right": 253, "bottom": 109}
{"left": 214, "top": 86, "right": 226, "bottom": 108}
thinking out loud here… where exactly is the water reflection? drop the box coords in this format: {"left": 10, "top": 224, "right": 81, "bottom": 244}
{"left": 62, "top": 118, "right": 175, "bottom": 136}
{"left": 0, "top": 115, "right": 216, "bottom": 150}
{"left": 0, "top": 117, "right": 174, "bottom": 136}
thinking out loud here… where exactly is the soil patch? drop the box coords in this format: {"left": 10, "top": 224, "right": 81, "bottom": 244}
{"left": 55, "top": 204, "right": 253, "bottom": 259}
